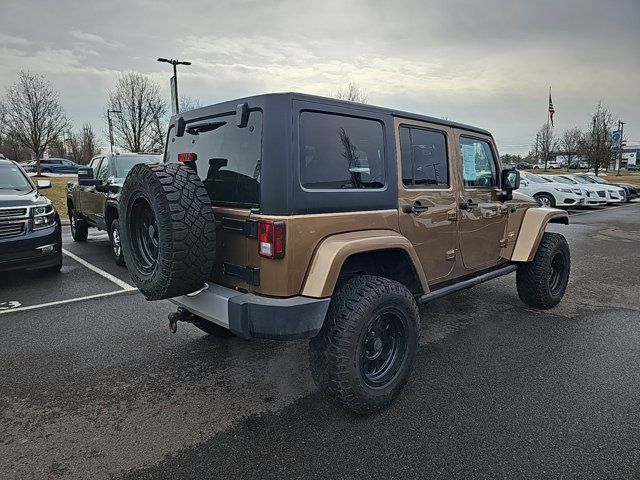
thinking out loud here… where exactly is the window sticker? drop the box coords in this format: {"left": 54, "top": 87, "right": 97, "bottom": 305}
{"left": 461, "top": 144, "right": 477, "bottom": 181}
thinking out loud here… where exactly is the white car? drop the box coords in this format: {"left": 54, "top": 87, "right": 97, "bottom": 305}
{"left": 532, "top": 161, "right": 563, "bottom": 170}
{"left": 517, "top": 171, "right": 583, "bottom": 208}
{"left": 562, "top": 174, "right": 625, "bottom": 203}
{"left": 540, "top": 174, "right": 607, "bottom": 206}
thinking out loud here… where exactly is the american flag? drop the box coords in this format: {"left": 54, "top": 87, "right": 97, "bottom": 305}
{"left": 548, "top": 90, "right": 555, "bottom": 127}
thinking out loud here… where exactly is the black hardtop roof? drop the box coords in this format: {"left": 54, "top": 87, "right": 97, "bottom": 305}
{"left": 178, "top": 92, "right": 492, "bottom": 136}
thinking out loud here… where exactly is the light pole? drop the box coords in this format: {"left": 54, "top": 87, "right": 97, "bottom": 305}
{"left": 617, "top": 120, "right": 625, "bottom": 175}
{"left": 107, "top": 109, "right": 122, "bottom": 154}
{"left": 157, "top": 58, "right": 191, "bottom": 114}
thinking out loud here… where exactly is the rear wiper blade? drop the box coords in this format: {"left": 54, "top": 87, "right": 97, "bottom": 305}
{"left": 186, "top": 121, "right": 227, "bottom": 135}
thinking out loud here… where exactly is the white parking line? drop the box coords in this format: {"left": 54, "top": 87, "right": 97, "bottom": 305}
{"left": 0, "top": 290, "right": 135, "bottom": 315}
{"left": 62, "top": 248, "right": 136, "bottom": 291}
{"left": 569, "top": 201, "right": 640, "bottom": 217}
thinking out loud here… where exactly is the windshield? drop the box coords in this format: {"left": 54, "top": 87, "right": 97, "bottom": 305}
{"left": 585, "top": 176, "right": 607, "bottom": 184}
{"left": 521, "top": 172, "right": 549, "bottom": 183}
{"left": 554, "top": 176, "right": 577, "bottom": 185}
{"left": 115, "top": 155, "right": 160, "bottom": 178}
{"left": 0, "top": 164, "right": 33, "bottom": 193}
{"left": 568, "top": 176, "right": 591, "bottom": 184}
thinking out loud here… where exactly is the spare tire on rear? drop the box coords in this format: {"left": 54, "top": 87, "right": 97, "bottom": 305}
{"left": 119, "top": 163, "right": 216, "bottom": 300}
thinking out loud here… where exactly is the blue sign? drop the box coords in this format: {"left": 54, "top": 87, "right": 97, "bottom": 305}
{"left": 612, "top": 130, "right": 621, "bottom": 142}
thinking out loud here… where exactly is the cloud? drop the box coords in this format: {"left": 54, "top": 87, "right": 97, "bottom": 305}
{"left": 0, "top": 0, "right": 638, "bottom": 153}
{"left": 70, "top": 30, "right": 122, "bottom": 48}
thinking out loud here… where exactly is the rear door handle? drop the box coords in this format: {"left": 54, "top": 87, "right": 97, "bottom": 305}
{"left": 403, "top": 202, "right": 429, "bottom": 215}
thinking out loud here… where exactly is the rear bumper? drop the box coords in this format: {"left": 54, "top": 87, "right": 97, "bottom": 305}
{"left": 170, "top": 283, "right": 331, "bottom": 340}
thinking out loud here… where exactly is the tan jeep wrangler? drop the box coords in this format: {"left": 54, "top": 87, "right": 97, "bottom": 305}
{"left": 119, "top": 93, "right": 570, "bottom": 414}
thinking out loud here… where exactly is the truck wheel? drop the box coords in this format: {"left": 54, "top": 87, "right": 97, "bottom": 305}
{"left": 309, "top": 275, "right": 420, "bottom": 415}
{"left": 69, "top": 208, "right": 88, "bottom": 242}
{"left": 119, "top": 163, "right": 216, "bottom": 300}
{"left": 516, "top": 232, "right": 570, "bottom": 309}
{"left": 192, "top": 319, "right": 234, "bottom": 338}
{"left": 109, "top": 219, "right": 125, "bottom": 266}
{"left": 533, "top": 193, "right": 555, "bottom": 208}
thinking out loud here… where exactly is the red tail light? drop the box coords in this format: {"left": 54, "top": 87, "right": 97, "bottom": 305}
{"left": 258, "top": 220, "right": 285, "bottom": 259}
{"left": 178, "top": 152, "right": 197, "bottom": 162}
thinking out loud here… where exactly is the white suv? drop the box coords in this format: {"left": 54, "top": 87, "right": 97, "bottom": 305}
{"left": 555, "top": 174, "right": 625, "bottom": 204}
{"left": 517, "top": 171, "right": 583, "bottom": 208}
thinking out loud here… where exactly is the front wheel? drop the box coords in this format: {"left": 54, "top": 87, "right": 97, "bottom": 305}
{"left": 69, "top": 208, "right": 88, "bottom": 242}
{"left": 309, "top": 275, "right": 420, "bottom": 415}
{"left": 534, "top": 193, "right": 556, "bottom": 208}
{"left": 109, "top": 219, "right": 125, "bottom": 266}
{"left": 516, "top": 232, "right": 570, "bottom": 309}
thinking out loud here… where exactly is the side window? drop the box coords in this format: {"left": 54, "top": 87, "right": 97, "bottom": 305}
{"left": 97, "top": 159, "right": 110, "bottom": 181}
{"left": 399, "top": 126, "right": 448, "bottom": 187}
{"left": 89, "top": 157, "right": 101, "bottom": 170}
{"left": 300, "top": 111, "right": 385, "bottom": 189}
{"left": 459, "top": 137, "right": 497, "bottom": 188}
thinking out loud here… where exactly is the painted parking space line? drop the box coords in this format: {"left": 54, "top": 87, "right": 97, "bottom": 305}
{"left": 0, "top": 289, "right": 136, "bottom": 315}
{"left": 62, "top": 248, "right": 136, "bottom": 291}
{"left": 568, "top": 201, "right": 640, "bottom": 217}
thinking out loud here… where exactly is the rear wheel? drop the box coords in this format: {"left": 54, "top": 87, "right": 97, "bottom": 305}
{"left": 534, "top": 193, "right": 556, "bottom": 208}
{"left": 517, "top": 232, "right": 570, "bottom": 309}
{"left": 309, "top": 275, "right": 419, "bottom": 415}
{"left": 69, "top": 208, "right": 88, "bottom": 242}
{"left": 119, "top": 163, "right": 216, "bottom": 300}
{"left": 109, "top": 219, "right": 125, "bottom": 266}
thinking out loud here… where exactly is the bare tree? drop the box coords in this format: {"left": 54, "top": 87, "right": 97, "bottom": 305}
{"left": 580, "top": 102, "right": 617, "bottom": 175}
{"left": 69, "top": 124, "right": 98, "bottom": 164}
{"left": 179, "top": 96, "right": 201, "bottom": 112}
{"left": 2, "top": 71, "right": 70, "bottom": 174}
{"left": 558, "top": 127, "right": 582, "bottom": 169}
{"left": 106, "top": 72, "right": 167, "bottom": 152}
{"left": 335, "top": 82, "right": 368, "bottom": 103}
{"left": 536, "top": 122, "right": 556, "bottom": 169}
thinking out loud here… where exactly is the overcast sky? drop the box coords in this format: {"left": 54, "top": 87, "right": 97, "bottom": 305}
{"left": 1, "top": 0, "right": 639, "bottom": 155}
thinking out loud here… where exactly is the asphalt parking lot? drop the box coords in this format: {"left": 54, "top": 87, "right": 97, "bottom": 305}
{"left": 1, "top": 202, "right": 639, "bottom": 479}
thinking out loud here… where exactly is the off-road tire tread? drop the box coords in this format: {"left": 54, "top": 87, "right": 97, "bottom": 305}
{"left": 309, "top": 275, "right": 420, "bottom": 415}
{"left": 119, "top": 163, "right": 216, "bottom": 300}
{"left": 516, "top": 232, "right": 570, "bottom": 309}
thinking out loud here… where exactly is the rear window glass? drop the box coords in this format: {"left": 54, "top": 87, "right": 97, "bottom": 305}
{"left": 166, "top": 111, "right": 262, "bottom": 207}
{"left": 399, "top": 126, "right": 449, "bottom": 187}
{"left": 300, "top": 111, "right": 385, "bottom": 189}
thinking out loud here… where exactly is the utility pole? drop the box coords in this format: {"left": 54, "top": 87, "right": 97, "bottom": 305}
{"left": 535, "top": 133, "right": 540, "bottom": 164}
{"left": 617, "top": 120, "right": 625, "bottom": 175}
{"left": 107, "top": 109, "right": 122, "bottom": 154}
{"left": 157, "top": 58, "right": 191, "bottom": 115}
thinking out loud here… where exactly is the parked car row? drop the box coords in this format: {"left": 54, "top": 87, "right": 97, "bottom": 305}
{"left": 516, "top": 170, "right": 637, "bottom": 208}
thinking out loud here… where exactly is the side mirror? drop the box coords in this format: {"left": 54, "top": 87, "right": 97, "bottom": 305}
{"left": 36, "top": 179, "right": 51, "bottom": 190}
{"left": 78, "top": 167, "right": 102, "bottom": 186}
{"left": 95, "top": 183, "right": 110, "bottom": 193}
{"left": 501, "top": 168, "right": 520, "bottom": 192}
{"left": 500, "top": 168, "right": 520, "bottom": 202}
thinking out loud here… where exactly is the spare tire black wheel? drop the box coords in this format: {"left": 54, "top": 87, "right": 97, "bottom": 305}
{"left": 119, "top": 163, "right": 216, "bottom": 300}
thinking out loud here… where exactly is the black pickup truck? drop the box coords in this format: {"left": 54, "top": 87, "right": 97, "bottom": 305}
{"left": 66, "top": 153, "right": 161, "bottom": 265}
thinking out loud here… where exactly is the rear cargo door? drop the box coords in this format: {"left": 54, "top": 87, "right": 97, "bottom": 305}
{"left": 164, "top": 108, "right": 263, "bottom": 291}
